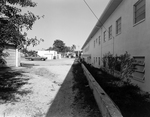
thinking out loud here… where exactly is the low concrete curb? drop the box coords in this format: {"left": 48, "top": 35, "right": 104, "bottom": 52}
{"left": 82, "top": 64, "right": 123, "bottom": 117}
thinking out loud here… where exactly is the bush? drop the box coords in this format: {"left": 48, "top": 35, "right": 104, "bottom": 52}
{"left": 82, "top": 61, "right": 150, "bottom": 117}
{"left": 102, "top": 51, "right": 136, "bottom": 81}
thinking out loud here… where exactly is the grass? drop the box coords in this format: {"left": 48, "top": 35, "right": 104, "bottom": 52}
{"left": 83, "top": 62, "right": 150, "bottom": 117}
{"left": 72, "top": 61, "right": 101, "bottom": 117}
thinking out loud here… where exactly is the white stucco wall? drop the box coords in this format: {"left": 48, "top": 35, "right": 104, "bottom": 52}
{"left": 83, "top": 0, "right": 150, "bottom": 91}
{"left": 37, "top": 50, "right": 57, "bottom": 60}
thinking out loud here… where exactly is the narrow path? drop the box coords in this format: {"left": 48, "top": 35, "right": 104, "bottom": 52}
{"left": 46, "top": 64, "right": 74, "bottom": 117}
{"left": 46, "top": 61, "right": 101, "bottom": 117}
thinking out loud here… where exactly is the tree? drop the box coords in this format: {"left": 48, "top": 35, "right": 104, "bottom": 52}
{"left": 46, "top": 46, "right": 53, "bottom": 51}
{"left": 0, "top": 0, "right": 43, "bottom": 48}
{"left": 53, "top": 39, "right": 65, "bottom": 53}
{"left": 64, "top": 46, "right": 71, "bottom": 52}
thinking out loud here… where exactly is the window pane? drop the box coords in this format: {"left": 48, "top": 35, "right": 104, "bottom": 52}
{"left": 99, "top": 36, "right": 101, "bottom": 44}
{"left": 109, "top": 26, "right": 112, "bottom": 38}
{"left": 134, "top": 0, "right": 145, "bottom": 24}
{"left": 135, "top": 0, "right": 145, "bottom": 10}
{"left": 135, "top": 5, "right": 145, "bottom": 17}
{"left": 116, "top": 18, "right": 121, "bottom": 34}
{"left": 135, "top": 13, "right": 145, "bottom": 23}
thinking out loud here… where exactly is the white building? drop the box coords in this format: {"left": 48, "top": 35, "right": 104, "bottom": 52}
{"left": 81, "top": 0, "right": 150, "bottom": 91}
{"left": 37, "top": 50, "right": 61, "bottom": 60}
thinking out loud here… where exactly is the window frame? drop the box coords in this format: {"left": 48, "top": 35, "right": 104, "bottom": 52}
{"left": 99, "top": 36, "right": 101, "bottom": 45}
{"left": 116, "top": 17, "right": 121, "bottom": 35}
{"left": 99, "top": 57, "right": 101, "bottom": 66}
{"left": 109, "top": 25, "right": 112, "bottom": 39}
{"left": 134, "top": 0, "right": 145, "bottom": 24}
{"left": 103, "top": 31, "right": 106, "bottom": 42}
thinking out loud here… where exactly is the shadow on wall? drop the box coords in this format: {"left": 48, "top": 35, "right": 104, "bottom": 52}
{"left": 0, "top": 67, "right": 31, "bottom": 104}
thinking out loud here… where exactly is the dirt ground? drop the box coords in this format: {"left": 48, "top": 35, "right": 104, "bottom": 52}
{"left": 0, "top": 58, "right": 101, "bottom": 117}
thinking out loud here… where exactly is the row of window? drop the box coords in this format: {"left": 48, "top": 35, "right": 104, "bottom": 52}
{"left": 93, "top": 0, "right": 145, "bottom": 47}
{"left": 94, "top": 17, "right": 121, "bottom": 48}
{"left": 94, "top": 36, "right": 101, "bottom": 48}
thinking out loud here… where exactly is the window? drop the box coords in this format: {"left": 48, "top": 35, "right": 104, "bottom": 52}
{"left": 94, "top": 40, "right": 95, "bottom": 48}
{"left": 116, "top": 17, "right": 121, "bottom": 35}
{"left": 134, "top": 0, "right": 145, "bottom": 24}
{"left": 103, "top": 31, "right": 106, "bottom": 42}
{"left": 99, "top": 57, "right": 100, "bottom": 66}
{"left": 96, "top": 57, "right": 97, "bottom": 63}
{"left": 99, "top": 36, "right": 101, "bottom": 45}
{"left": 109, "top": 25, "right": 112, "bottom": 39}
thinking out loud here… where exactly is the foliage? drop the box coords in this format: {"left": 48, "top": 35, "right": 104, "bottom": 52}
{"left": 102, "top": 51, "right": 136, "bottom": 80}
{"left": 53, "top": 39, "right": 66, "bottom": 53}
{"left": 119, "top": 51, "right": 136, "bottom": 79}
{"left": 72, "top": 61, "right": 101, "bottom": 117}
{"left": 21, "top": 49, "right": 37, "bottom": 57}
{"left": 83, "top": 62, "right": 150, "bottom": 117}
{"left": 0, "top": 0, "right": 43, "bottom": 48}
{"left": 23, "top": 36, "right": 44, "bottom": 50}
{"left": 46, "top": 47, "right": 53, "bottom": 51}
{"left": 48, "top": 40, "right": 76, "bottom": 54}
{"left": 0, "top": 0, "right": 44, "bottom": 66}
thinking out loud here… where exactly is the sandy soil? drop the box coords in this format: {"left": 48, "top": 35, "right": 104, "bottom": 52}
{"left": 0, "top": 59, "right": 73, "bottom": 117}
{"left": 0, "top": 58, "right": 101, "bottom": 117}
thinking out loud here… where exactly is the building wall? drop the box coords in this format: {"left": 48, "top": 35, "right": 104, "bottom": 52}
{"left": 83, "top": 0, "right": 150, "bottom": 91}
{"left": 37, "top": 50, "right": 58, "bottom": 60}
{"left": 1, "top": 45, "right": 19, "bottom": 67}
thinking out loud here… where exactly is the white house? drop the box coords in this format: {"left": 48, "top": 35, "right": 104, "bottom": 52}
{"left": 81, "top": 0, "right": 150, "bottom": 91}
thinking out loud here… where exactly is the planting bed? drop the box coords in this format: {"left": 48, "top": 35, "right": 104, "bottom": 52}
{"left": 83, "top": 62, "right": 150, "bottom": 117}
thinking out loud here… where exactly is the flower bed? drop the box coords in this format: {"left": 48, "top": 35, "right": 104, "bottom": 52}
{"left": 83, "top": 62, "right": 150, "bottom": 117}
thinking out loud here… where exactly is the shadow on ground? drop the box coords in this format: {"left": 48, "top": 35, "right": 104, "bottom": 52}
{"left": 46, "top": 60, "right": 101, "bottom": 117}
{"left": 0, "top": 67, "right": 31, "bottom": 103}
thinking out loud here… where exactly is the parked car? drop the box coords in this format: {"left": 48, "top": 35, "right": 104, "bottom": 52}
{"left": 25, "top": 55, "right": 47, "bottom": 61}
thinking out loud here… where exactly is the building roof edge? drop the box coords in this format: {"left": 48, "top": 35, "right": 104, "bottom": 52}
{"left": 81, "top": 0, "right": 123, "bottom": 50}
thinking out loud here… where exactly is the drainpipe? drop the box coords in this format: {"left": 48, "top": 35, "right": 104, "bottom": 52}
{"left": 113, "top": 36, "right": 115, "bottom": 55}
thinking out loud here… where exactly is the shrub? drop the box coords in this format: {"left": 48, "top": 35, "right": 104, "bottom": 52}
{"left": 102, "top": 51, "right": 136, "bottom": 81}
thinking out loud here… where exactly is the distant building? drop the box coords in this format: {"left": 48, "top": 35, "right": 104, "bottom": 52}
{"left": 37, "top": 50, "right": 61, "bottom": 59}
{"left": 81, "top": 0, "right": 150, "bottom": 91}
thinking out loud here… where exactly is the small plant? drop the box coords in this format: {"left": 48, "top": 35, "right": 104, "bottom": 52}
{"left": 119, "top": 51, "right": 136, "bottom": 80}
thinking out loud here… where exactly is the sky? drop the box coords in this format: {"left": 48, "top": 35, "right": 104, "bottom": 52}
{"left": 23, "top": 0, "right": 110, "bottom": 50}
